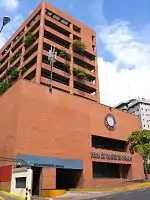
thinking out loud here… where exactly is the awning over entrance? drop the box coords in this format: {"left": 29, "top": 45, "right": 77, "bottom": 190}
{"left": 16, "top": 154, "right": 83, "bottom": 170}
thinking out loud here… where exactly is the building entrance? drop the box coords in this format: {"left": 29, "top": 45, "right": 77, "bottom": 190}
{"left": 32, "top": 167, "right": 42, "bottom": 196}
{"left": 56, "top": 168, "right": 82, "bottom": 189}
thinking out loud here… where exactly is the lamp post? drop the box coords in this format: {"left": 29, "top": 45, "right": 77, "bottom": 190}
{"left": 0, "top": 16, "right": 10, "bottom": 34}
{"left": 48, "top": 45, "right": 57, "bottom": 93}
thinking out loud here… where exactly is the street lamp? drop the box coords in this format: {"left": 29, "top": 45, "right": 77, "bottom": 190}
{"left": 0, "top": 16, "right": 10, "bottom": 33}
{"left": 48, "top": 45, "right": 57, "bottom": 93}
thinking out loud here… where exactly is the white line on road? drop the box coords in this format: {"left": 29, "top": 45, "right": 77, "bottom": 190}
{"left": 137, "top": 188, "right": 147, "bottom": 192}
{"left": 125, "top": 192, "right": 133, "bottom": 195}
{"left": 106, "top": 196, "right": 114, "bottom": 198}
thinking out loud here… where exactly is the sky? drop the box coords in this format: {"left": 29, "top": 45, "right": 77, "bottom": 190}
{"left": 0, "top": 0, "right": 150, "bottom": 106}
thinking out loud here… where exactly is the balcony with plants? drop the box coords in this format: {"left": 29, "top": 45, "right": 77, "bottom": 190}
{"left": 0, "top": 66, "right": 28, "bottom": 96}
{"left": 24, "top": 32, "right": 37, "bottom": 49}
{"left": 73, "top": 68, "right": 96, "bottom": 87}
{"left": 72, "top": 39, "right": 86, "bottom": 55}
{"left": 10, "top": 50, "right": 21, "bottom": 66}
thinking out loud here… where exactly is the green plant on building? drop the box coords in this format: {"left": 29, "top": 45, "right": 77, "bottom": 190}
{"left": 0, "top": 65, "right": 28, "bottom": 96}
{"left": 24, "top": 32, "right": 36, "bottom": 48}
{"left": 86, "top": 73, "right": 94, "bottom": 82}
{"left": 59, "top": 49, "right": 71, "bottom": 61}
{"left": 72, "top": 40, "right": 86, "bottom": 54}
{"left": 73, "top": 68, "right": 87, "bottom": 80}
{"left": 10, "top": 52, "right": 21, "bottom": 64}
{"left": 20, "top": 66, "right": 27, "bottom": 75}
{"left": 6, "top": 68, "right": 12, "bottom": 75}
{"left": 0, "top": 80, "right": 12, "bottom": 95}
{"left": 63, "top": 61, "right": 71, "bottom": 73}
{"left": 10, "top": 69, "right": 19, "bottom": 81}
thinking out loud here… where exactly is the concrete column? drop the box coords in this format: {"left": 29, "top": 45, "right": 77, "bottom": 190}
{"left": 95, "top": 58, "right": 100, "bottom": 102}
{"left": 19, "top": 26, "right": 27, "bottom": 72}
{"left": 69, "top": 24, "right": 74, "bottom": 95}
{"left": 35, "top": 1, "right": 46, "bottom": 84}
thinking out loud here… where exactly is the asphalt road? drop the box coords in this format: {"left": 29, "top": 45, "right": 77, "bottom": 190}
{"left": 93, "top": 187, "right": 150, "bottom": 200}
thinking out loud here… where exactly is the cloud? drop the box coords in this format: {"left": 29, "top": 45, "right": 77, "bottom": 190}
{"left": 98, "top": 20, "right": 150, "bottom": 106}
{"left": 0, "top": 0, "right": 19, "bottom": 11}
{"left": 0, "top": 15, "right": 24, "bottom": 48}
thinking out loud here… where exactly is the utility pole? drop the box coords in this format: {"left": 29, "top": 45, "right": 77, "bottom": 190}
{"left": 48, "top": 45, "right": 57, "bottom": 93}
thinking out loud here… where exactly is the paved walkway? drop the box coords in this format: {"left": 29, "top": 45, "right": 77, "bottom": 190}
{"left": 52, "top": 191, "right": 115, "bottom": 199}
{"left": 0, "top": 192, "right": 19, "bottom": 200}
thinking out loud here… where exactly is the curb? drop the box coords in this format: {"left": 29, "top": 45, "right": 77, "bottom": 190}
{"left": 69, "top": 182, "right": 150, "bottom": 192}
{"left": 0, "top": 191, "right": 24, "bottom": 199}
{"left": 0, "top": 198, "right": 6, "bottom": 200}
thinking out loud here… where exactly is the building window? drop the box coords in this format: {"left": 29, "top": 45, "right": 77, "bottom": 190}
{"left": 52, "top": 14, "right": 61, "bottom": 21}
{"left": 92, "top": 45, "right": 95, "bottom": 51}
{"left": 91, "top": 135, "right": 127, "bottom": 152}
{"left": 16, "top": 177, "right": 26, "bottom": 188}
{"left": 45, "top": 9, "right": 70, "bottom": 27}
{"left": 92, "top": 35, "right": 95, "bottom": 41}
{"left": 73, "top": 24, "right": 81, "bottom": 33}
{"left": 46, "top": 10, "right": 53, "bottom": 17}
{"left": 92, "top": 162, "right": 129, "bottom": 179}
{"left": 60, "top": 19, "right": 70, "bottom": 26}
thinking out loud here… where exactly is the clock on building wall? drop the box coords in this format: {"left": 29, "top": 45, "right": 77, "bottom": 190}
{"left": 104, "top": 114, "right": 116, "bottom": 130}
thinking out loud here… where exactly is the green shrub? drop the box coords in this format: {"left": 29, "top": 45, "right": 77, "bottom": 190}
{"left": 73, "top": 40, "right": 86, "bottom": 54}
{"left": 73, "top": 68, "right": 87, "bottom": 80}
{"left": 10, "top": 69, "right": 19, "bottom": 81}
{"left": 60, "top": 49, "right": 71, "bottom": 61}
{"left": 63, "top": 62, "right": 71, "bottom": 73}
{"left": 0, "top": 82, "right": 10, "bottom": 95}
{"left": 20, "top": 66, "right": 27, "bottom": 75}
{"left": 24, "top": 32, "right": 36, "bottom": 47}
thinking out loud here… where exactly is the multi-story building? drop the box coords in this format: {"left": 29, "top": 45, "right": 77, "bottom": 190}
{"left": 0, "top": 0, "right": 99, "bottom": 102}
{"left": 0, "top": 1, "right": 145, "bottom": 197}
{"left": 115, "top": 98, "right": 150, "bottom": 165}
{"left": 115, "top": 98, "right": 150, "bottom": 130}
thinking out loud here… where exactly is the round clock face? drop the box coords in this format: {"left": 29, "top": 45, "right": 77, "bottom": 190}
{"left": 105, "top": 114, "right": 116, "bottom": 130}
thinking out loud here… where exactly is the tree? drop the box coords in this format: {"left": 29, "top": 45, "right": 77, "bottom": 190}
{"left": 128, "top": 129, "right": 150, "bottom": 179}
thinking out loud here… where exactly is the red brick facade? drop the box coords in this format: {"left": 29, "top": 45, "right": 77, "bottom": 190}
{"left": 0, "top": 80, "right": 145, "bottom": 188}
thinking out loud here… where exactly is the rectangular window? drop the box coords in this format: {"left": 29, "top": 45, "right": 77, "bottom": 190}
{"left": 92, "top": 162, "right": 130, "bottom": 179}
{"left": 16, "top": 177, "right": 26, "bottom": 188}
{"left": 73, "top": 24, "right": 81, "bottom": 33}
{"left": 92, "top": 35, "right": 95, "bottom": 41}
{"left": 46, "top": 9, "right": 70, "bottom": 27}
{"left": 91, "top": 135, "right": 127, "bottom": 152}
{"left": 52, "top": 14, "right": 61, "bottom": 21}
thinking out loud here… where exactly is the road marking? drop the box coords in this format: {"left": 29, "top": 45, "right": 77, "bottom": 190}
{"left": 125, "top": 192, "right": 132, "bottom": 194}
{"left": 106, "top": 196, "right": 114, "bottom": 198}
{"left": 137, "top": 188, "right": 147, "bottom": 192}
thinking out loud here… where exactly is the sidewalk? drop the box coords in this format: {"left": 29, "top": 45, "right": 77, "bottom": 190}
{"left": 51, "top": 191, "right": 115, "bottom": 200}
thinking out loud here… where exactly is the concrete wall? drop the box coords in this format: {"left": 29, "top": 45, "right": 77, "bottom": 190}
{"left": 10, "top": 167, "right": 33, "bottom": 197}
